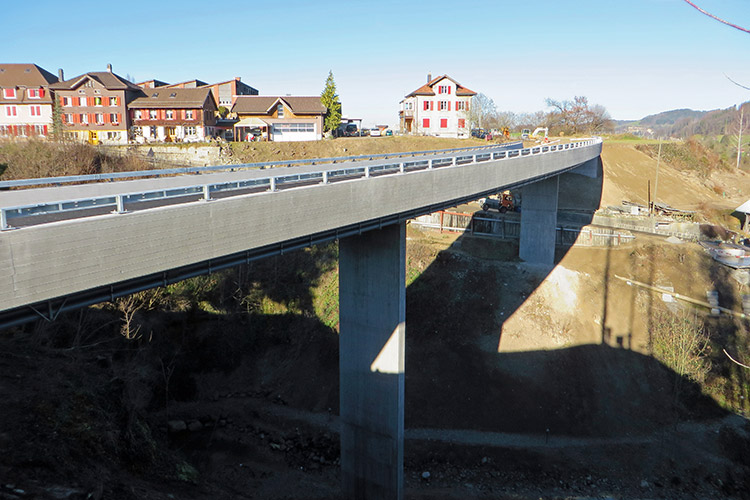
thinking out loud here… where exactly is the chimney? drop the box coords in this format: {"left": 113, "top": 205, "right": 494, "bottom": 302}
{"left": 427, "top": 73, "right": 432, "bottom": 83}
{"left": 107, "top": 63, "right": 112, "bottom": 73}
{"left": 58, "top": 68, "right": 64, "bottom": 82}
{"left": 235, "top": 76, "right": 241, "bottom": 81}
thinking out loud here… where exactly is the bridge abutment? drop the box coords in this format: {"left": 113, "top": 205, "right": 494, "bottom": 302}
{"left": 339, "top": 223, "right": 405, "bottom": 499}
{"left": 519, "top": 175, "right": 559, "bottom": 265}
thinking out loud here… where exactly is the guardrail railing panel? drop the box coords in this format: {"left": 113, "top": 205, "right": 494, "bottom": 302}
{"left": 0, "top": 139, "right": 601, "bottom": 231}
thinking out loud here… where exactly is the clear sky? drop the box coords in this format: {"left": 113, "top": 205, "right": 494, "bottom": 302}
{"left": 4, "top": 0, "right": 749, "bottom": 127}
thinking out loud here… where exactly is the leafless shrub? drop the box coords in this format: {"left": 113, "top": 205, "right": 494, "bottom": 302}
{"left": 651, "top": 308, "right": 711, "bottom": 383}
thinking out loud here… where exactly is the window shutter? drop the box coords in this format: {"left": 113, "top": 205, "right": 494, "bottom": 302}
{"left": 89, "top": 113, "right": 95, "bottom": 123}
{"left": 117, "top": 113, "right": 121, "bottom": 123}
{"left": 448, "top": 87, "right": 451, "bottom": 95}
{"left": 431, "top": 101, "right": 434, "bottom": 111}
{"left": 104, "top": 113, "right": 110, "bottom": 123}
{"left": 43, "top": 125, "right": 48, "bottom": 135}
{"left": 448, "top": 101, "right": 451, "bottom": 111}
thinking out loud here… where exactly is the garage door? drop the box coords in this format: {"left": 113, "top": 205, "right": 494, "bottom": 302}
{"left": 271, "top": 123, "right": 317, "bottom": 142}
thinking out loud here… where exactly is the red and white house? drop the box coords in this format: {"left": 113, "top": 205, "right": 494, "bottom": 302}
{"left": 0, "top": 64, "right": 59, "bottom": 139}
{"left": 399, "top": 74, "right": 476, "bottom": 138}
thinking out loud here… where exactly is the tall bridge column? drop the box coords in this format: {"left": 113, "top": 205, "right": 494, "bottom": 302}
{"left": 519, "top": 175, "right": 559, "bottom": 265}
{"left": 339, "top": 223, "right": 405, "bottom": 499}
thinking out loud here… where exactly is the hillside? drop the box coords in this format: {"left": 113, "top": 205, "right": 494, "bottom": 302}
{"left": 0, "top": 137, "right": 749, "bottom": 499}
{"left": 617, "top": 102, "right": 749, "bottom": 140}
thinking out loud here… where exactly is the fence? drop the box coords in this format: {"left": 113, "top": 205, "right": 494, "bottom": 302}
{"left": 411, "top": 210, "right": 635, "bottom": 247}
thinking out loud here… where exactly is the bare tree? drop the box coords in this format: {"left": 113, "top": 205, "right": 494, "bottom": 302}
{"left": 468, "top": 93, "right": 497, "bottom": 129}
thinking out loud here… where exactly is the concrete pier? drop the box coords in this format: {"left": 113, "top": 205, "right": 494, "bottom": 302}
{"left": 519, "top": 175, "right": 559, "bottom": 265}
{"left": 339, "top": 223, "right": 405, "bottom": 499}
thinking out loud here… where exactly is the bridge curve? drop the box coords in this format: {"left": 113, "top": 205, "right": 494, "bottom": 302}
{"left": 0, "top": 139, "right": 601, "bottom": 328}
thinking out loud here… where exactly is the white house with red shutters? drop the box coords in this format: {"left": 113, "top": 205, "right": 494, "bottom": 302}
{"left": 398, "top": 74, "right": 476, "bottom": 138}
{"left": 0, "top": 64, "right": 59, "bottom": 139}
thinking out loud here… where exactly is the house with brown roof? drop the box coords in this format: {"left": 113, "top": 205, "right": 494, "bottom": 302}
{"left": 0, "top": 63, "right": 59, "bottom": 139}
{"left": 128, "top": 88, "right": 217, "bottom": 143}
{"left": 162, "top": 77, "right": 258, "bottom": 109}
{"left": 49, "top": 65, "right": 142, "bottom": 145}
{"left": 399, "top": 74, "right": 476, "bottom": 138}
{"left": 231, "top": 96, "right": 326, "bottom": 142}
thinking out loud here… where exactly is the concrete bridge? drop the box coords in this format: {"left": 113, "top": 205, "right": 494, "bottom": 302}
{"left": 0, "top": 138, "right": 602, "bottom": 499}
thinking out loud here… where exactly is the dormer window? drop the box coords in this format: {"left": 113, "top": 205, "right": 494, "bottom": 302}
{"left": 28, "top": 88, "right": 42, "bottom": 99}
{"left": 169, "top": 93, "right": 176, "bottom": 98}
{"left": 2, "top": 88, "right": 16, "bottom": 99}
{"left": 149, "top": 110, "right": 157, "bottom": 119}
{"left": 84, "top": 80, "right": 94, "bottom": 88}
{"left": 166, "top": 110, "right": 174, "bottom": 120}
{"left": 151, "top": 92, "right": 159, "bottom": 98}
{"left": 277, "top": 103, "right": 284, "bottom": 118}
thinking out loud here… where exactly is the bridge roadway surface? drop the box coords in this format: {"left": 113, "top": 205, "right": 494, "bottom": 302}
{"left": 0, "top": 139, "right": 601, "bottom": 328}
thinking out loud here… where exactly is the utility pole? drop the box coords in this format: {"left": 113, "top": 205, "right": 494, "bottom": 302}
{"left": 737, "top": 106, "right": 744, "bottom": 170}
{"left": 653, "top": 138, "right": 662, "bottom": 214}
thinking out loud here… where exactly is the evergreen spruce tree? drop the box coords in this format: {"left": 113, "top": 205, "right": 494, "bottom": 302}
{"left": 321, "top": 70, "right": 341, "bottom": 134}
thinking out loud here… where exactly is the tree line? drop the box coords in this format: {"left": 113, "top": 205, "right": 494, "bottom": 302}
{"left": 468, "top": 93, "right": 614, "bottom": 135}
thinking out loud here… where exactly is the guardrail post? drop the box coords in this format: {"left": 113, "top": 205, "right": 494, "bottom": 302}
{"left": 1, "top": 210, "right": 8, "bottom": 231}
{"left": 365, "top": 167, "right": 370, "bottom": 178}
{"left": 322, "top": 171, "right": 329, "bottom": 184}
{"left": 428, "top": 159, "right": 433, "bottom": 169}
{"left": 116, "top": 195, "right": 126, "bottom": 213}
{"left": 399, "top": 163, "right": 404, "bottom": 174}
{"left": 472, "top": 155, "right": 477, "bottom": 163}
{"left": 452, "top": 156, "right": 456, "bottom": 166}
{"left": 203, "top": 184, "right": 212, "bottom": 201}
{"left": 270, "top": 177, "right": 276, "bottom": 192}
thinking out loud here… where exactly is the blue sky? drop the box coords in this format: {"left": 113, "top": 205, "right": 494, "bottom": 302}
{"left": 5, "top": 0, "right": 750, "bottom": 126}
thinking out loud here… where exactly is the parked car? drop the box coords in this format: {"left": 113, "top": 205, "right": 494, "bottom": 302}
{"left": 335, "top": 123, "right": 359, "bottom": 137}
{"left": 370, "top": 128, "right": 381, "bottom": 137}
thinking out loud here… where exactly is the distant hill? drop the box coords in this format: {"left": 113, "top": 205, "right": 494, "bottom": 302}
{"left": 617, "top": 103, "right": 748, "bottom": 138}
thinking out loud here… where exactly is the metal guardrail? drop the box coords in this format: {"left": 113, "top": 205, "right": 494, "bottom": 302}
{"left": 0, "top": 139, "right": 601, "bottom": 231}
{"left": 0, "top": 142, "right": 524, "bottom": 190}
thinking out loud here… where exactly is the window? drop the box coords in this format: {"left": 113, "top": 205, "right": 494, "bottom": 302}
{"left": 110, "top": 113, "right": 119, "bottom": 124}
{"left": 106, "top": 131, "right": 120, "bottom": 141}
{"left": 94, "top": 97, "right": 102, "bottom": 106}
{"left": 439, "top": 101, "right": 449, "bottom": 111}
{"left": 134, "top": 110, "right": 142, "bottom": 120}
{"left": 277, "top": 103, "right": 284, "bottom": 118}
{"left": 28, "top": 88, "right": 41, "bottom": 99}
{"left": 64, "top": 113, "right": 73, "bottom": 124}
{"left": 440, "top": 118, "right": 448, "bottom": 128}
{"left": 84, "top": 80, "right": 94, "bottom": 88}
{"left": 77, "top": 97, "right": 86, "bottom": 106}
{"left": 166, "top": 110, "right": 174, "bottom": 120}
{"left": 80, "top": 114, "right": 88, "bottom": 124}
{"left": 422, "top": 118, "right": 430, "bottom": 128}
{"left": 185, "top": 110, "right": 194, "bottom": 120}
{"left": 184, "top": 126, "right": 197, "bottom": 136}
{"left": 458, "top": 118, "right": 465, "bottom": 128}
{"left": 109, "top": 97, "right": 118, "bottom": 106}
{"left": 456, "top": 101, "right": 466, "bottom": 111}
{"left": 3, "top": 88, "right": 16, "bottom": 99}
{"left": 96, "top": 113, "right": 104, "bottom": 124}
{"left": 423, "top": 101, "right": 429, "bottom": 111}
{"left": 63, "top": 96, "right": 72, "bottom": 107}
{"left": 149, "top": 110, "right": 158, "bottom": 120}
{"left": 30, "top": 105, "right": 41, "bottom": 116}
{"left": 5, "top": 106, "right": 17, "bottom": 117}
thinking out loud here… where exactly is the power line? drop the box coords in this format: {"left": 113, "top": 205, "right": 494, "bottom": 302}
{"left": 681, "top": 0, "right": 750, "bottom": 34}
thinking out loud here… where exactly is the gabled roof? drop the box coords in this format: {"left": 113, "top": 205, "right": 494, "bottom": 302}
{"left": 50, "top": 71, "right": 141, "bottom": 92}
{"left": 231, "top": 96, "right": 326, "bottom": 115}
{"left": 404, "top": 74, "right": 477, "bottom": 98}
{"left": 129, "top": 88, "right": 215, "bottom": 109}
{"left": 0, "top": 63, "right": 58, "bottom": 88}
{"left": 737, "top": 200, "right": 750, "bottom": 214}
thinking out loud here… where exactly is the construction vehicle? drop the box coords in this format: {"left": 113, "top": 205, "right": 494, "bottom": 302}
{"left": 531, "top": 127, "right": 548, "bottom": 139}
{"left": 480, "top": 190, "right": 518, "bottom": 213}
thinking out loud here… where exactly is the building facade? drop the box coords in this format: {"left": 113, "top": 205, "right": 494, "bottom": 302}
{"left": 232, "top": 96, "right": 326, "bottom": 142}
{"left": 0, "top": 64, "right": 59, "bottom": 139}
{"left": 129, "top": 88, "right": 217, "bottom": 142}
{"left": 50, "top": 65, "right": 142, "bottom": 145}
{"left": 399, "top": 74, "right": 476, "bottom": 138}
